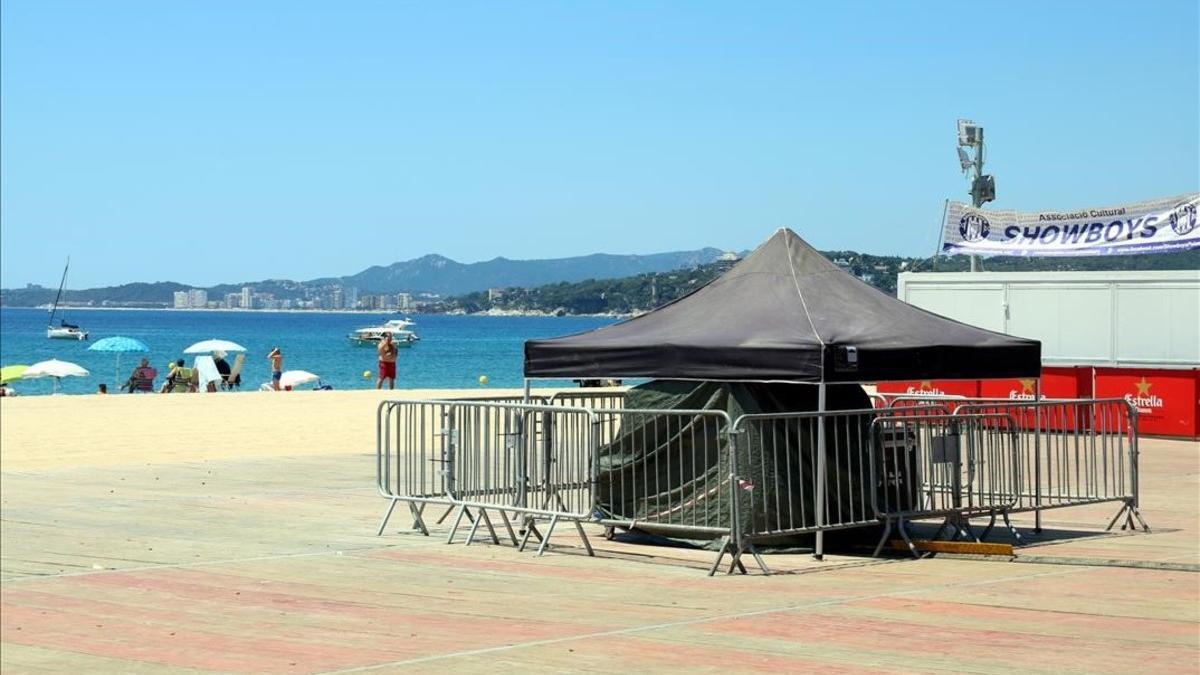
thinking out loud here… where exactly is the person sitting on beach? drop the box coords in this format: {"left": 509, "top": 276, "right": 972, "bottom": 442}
{"left": 162, "top": 359, "right": 196, "bottom": 393}
{"left": 0, "top": 384, "right": 14, "bottom": 397}
{"left": 268, "top": 347, "right": 283, "bottom": 391}
{"left": 213, "top": 353, "right": 239, "bottom": 390}
{"left": 97, "top": 383, "right": 108, "bottom": 394}
{"left": 122, "top": 358, "right": 158, "bottom": 393}
{"left": 376, "top": 332, "right": 398, "bottom": 390}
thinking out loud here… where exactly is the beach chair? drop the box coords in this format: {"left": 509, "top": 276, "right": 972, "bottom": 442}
{"left": 221, "top": 354, "right": 245, "bottom": 390}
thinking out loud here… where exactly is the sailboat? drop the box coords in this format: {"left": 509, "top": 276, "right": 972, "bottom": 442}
{"left": 46, "top": 257, "right": 88, "bottom": 340}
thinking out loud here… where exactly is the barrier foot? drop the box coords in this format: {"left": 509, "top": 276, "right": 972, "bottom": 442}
{"left": 519, "top": 521, "right": 543, "bottom": 552}
{"left": 1001, "top": 511, "right": 1023, "bottom": 545}
{"left": 573, "top": 519, "right": 595, "bottom": 557}
{"left": 898, "top": 519, "right": 921, "bottom": 559}
{"left": 464, "top": 508, "right": 497, "bottom": 546}
{"left": 707, "top": 536, "right": 732, "bottom": 577}
{"left": 1106, "top": 502, "right": 1151, "bottom": 533}
{"left": 498, "top": 511, "right": 519, "bottom": 546}
{"left": 447, "top": 505, "right": 473, "bottom": 544}
{"left": 872, "top": 520, "right": 893, "bottom": 558}
{"left": 536, "top": 515, "right": 559, "bottom": 556}
{"left": 409, "top": 502, "right": 429, "bottom": 536}
{"left": 435, "top": 504, "right": 457, "bottom": 525}
{"left": 979, "top": 512, "right": 997, "bottom": 541}
{"left": 480, "top": 509, "right": 500, "bottom": 545}
{"left": 376, "top": 499, "right": 399, "bottom": 536}
{"left": 745, "top": 543, "right": 770, "bottom": 576}
{"left": 464, "top": 507, "right": 483, "bottom": 546}
{"left": 727, "top": 549, "right": 747, "bottom": 575}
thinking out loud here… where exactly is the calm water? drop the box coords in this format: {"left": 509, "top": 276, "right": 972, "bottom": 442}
{"left": 0, "top": 308, "right": 616, "bottom": 395}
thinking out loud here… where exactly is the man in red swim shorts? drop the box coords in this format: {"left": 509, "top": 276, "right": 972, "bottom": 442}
{"left": 376, "top": 332, "right": 398, "bottom": 390}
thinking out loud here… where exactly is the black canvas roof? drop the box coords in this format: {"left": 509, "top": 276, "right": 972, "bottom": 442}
{"left": 524, "top": 228, "right": 1040, "bottom": 382}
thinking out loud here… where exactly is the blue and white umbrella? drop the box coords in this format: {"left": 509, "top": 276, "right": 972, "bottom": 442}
{"left": 88, "top": 336, "right": 150, "bottom": 389}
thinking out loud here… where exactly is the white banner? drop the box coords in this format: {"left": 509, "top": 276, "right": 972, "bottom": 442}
{"left": 942, "top": 193, "right": 1199, "bottom": 257}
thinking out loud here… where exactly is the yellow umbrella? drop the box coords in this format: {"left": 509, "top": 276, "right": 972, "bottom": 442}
{"left": 1, "top": 365, "right": 29, "bottom": 385}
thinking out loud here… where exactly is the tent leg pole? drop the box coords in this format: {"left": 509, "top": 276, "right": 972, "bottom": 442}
{"left": 815, "top": 382, "right": 827, "bottom": 561}
{"left": 523, "top": 378, "right": 531, "bottom": 403}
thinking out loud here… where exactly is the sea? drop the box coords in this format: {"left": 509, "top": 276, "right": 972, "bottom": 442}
{"left": 0, "top": 308, "right": 617, "bottom": 396}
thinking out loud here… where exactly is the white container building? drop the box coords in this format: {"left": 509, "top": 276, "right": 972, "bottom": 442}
{"left": 896, "top": 270, "right": 1200, "bottom": 368}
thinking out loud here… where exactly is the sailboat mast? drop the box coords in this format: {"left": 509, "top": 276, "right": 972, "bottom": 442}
{"left": 48, "top": 256, "right": 69, "bottom": 325}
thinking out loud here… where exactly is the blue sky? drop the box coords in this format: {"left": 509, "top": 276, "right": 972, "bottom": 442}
{"left": 2, "top": 1, "right": 1197, "bottom": 289}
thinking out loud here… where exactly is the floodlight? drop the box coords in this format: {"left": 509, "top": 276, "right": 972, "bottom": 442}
{"left": 957, "top": 147, "right": 972, "bottom": 173}
{"left": 957, "top": 119, "right": 982, "bottom": 146}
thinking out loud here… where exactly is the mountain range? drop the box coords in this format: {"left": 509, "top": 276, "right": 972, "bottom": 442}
{"left": 0, "top": 248, "right": 729, "bottom": 306}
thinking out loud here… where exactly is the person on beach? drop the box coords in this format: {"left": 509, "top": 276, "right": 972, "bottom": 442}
{"left": 376, "top": 332, "right": 397, "bottom": 390}
{"left": 213, "top": 353, "right": 239, "bottom": 390}
{"left": 122, "top": 358, "right": 157, "bottom": 393}
{"left": 97, "top": 383, "right": 108, "bottom": 394}
{"left": 162, "top": 359, "right": 196, "bottom": 393}
{"left": 268, "top": 347, "right": 283, "bottom": 390}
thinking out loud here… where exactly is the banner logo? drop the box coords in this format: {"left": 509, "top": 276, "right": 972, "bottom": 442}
{"left": 1008, "top": 378, "right": 1038, "bottom": 400}
{"left": 958, "top": 213, "right": 990, "bottom": 242}
{"left": 905, "top": 381, "right": 945, "bottom": 395}
{"left": 1169, "top": 201, "right": 1197, "bottom": 236}
{"left": 1125, "top": 377, "right": 1164, "bottom": 413}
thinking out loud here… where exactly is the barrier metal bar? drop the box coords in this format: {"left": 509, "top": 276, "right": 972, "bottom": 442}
{"left": 868, "top": 412, "right": 1022, "bottom": 557}
{"left": 375, "top": 400, "right": 599, "bottom": 553}
{"left": 731, "top": 408, "right": 881, "bottom": 537}
{"left": 377, "top": 395, "right": 1150, "bottom": 576}
{"left": 586, "top": 407, "right": 749, "bottom": 574}
{"left": 549, "top": 390, "right": 626, "bottom": 411}
{"left": 952, "top": 399, "right": 1149, "bottom": 532}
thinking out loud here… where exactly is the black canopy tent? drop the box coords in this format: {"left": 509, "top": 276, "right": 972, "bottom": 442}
{"left": 522, "top": 228, "right": 1041, "bottom": 558}
{"left": 525, "top": 228, "right": 1041, "bottom": 383}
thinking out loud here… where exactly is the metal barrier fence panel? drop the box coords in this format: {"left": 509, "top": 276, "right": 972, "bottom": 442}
{"left": 376, "top": 400, "right": 597, "bottom": 540}
{"left": 870, "top": 412, "right": 1022, "bottom": 520}
{"left": 376, "top": 395, "right": 1148, "bottom": 573}
{"left": 732, "top": 410, "right": 880, "bottom": 538}
{"left": 591, "top": 408, "right": 733, "bottom": 536}
{"left": 953, "top": 399, "right": 1138, "bottom": 513}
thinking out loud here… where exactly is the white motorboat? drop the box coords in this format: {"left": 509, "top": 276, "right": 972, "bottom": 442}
{"left": 347, "top": 318, "right": 419, "bottom": 346}
{"left": 46, "top": 258, "right": 88, "bottom": 340}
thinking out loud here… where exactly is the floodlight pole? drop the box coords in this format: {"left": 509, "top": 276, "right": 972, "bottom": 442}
{"left": 969, "top": 136, "right": 985, "bottom": 273}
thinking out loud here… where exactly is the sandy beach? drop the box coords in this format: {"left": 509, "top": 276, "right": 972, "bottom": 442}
{"left": 0, "top": 388, "right": 539, "bottom": 471}
{"left": 1, "top": 390, "right": 1197, "bottom": 673}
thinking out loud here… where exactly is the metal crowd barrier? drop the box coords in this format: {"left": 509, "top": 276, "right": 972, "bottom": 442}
{"left": 376, "top": 399, "right": 598, "bottom": 555}
{"left": 375, "top": 394, "right": 1148, "bottom": 575}
{"left": 869, "top": 412, "right": 1023, "bottom": 556}
{"left": 590, "top": 408, "right": 734, "bottom": 538}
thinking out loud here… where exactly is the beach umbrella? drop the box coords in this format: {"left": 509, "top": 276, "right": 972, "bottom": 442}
{"left": 1, "top": 365, "right": 29, "bottom": 385}
{"left": 278, "top": 370, "right": 320, "bottom": 390}
{"left": 183, "top": 339, "right": 247, "bottom": 355}
{"left": 24, "top": 359, "right": 90, "bottom": 394}
{"left": 88, "top": 336, "right": 150, "bottom": 386}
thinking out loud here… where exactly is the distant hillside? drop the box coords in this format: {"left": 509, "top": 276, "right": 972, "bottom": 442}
{"left": 3, "top": 247, "right": 1195, "bottom": 308}
{"left": 317, "top": 249, "right": 727, "bottom": 296}
{"left": 0, "top": 281, "right": 191, "bottom": 308}
{"left": 0, "top": 248, "right": 728, "bottom": 306}
{"left": 447, "top": 248, "right": 1200, "bottom": 315}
